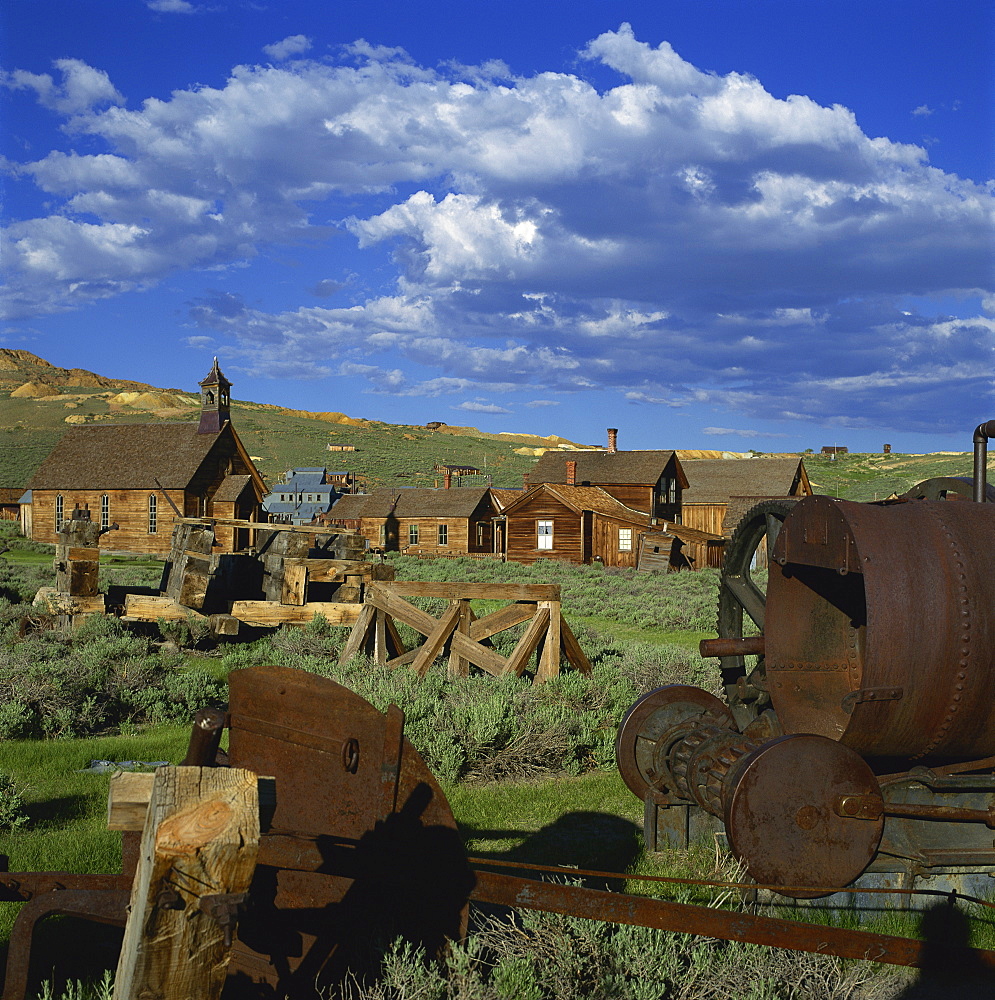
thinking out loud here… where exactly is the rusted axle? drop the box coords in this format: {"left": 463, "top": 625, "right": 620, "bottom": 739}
{"left": 699, "top": 635, "right": 765, "bottom": 658}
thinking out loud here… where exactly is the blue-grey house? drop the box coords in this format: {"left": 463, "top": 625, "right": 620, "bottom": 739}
{"left": 262, "top": 467, "right": 341, "bottom": 525}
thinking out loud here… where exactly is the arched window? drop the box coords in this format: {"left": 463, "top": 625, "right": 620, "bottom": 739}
{"left": 101, "top": 494, "right": 110, "bottom": 530}
{"left": 148, "top": 494, "right": 158, "bottom": 534}
{"left": 56, "top": 494, "right": 64, "bottom": 530}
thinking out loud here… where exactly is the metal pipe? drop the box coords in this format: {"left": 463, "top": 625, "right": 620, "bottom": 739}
{"left": 973, "top": 420, "right": 995, "bottom": 502}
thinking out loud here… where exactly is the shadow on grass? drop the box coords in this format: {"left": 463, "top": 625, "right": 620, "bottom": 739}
{"left": 26, "top": 794, "right": 92, "bottom": 829}
{"left": 463, "top": 810, "right": 641, "bottom": 892}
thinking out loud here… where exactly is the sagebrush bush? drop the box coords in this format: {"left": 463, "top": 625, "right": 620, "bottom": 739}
{"left": 0, "top": 770, "right": 30, "bottom": 830}
{"left": 0, "top": 611, "right": 226, "bottom": 738}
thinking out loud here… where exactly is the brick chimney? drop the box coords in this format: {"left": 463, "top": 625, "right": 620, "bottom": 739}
{"left": 444, "top": 471, "right": 452, "bottom": 489}
{"left": 566, "top": 460, "right": 577, "bottom": 485}
{"left": 523, "top": 472, "right": 530, "bottom": 489}
{"left": 607, "top": 428, "right": 618, "bottom": 453}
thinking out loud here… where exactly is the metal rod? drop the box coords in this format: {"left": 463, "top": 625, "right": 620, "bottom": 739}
{"left": 973, "top": 420, "right": 995, "bottom": 502}
{"left": 699, "top": 635, "right": 765, "bottom": 658}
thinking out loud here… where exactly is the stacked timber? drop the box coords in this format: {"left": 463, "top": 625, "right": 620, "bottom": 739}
{"left": 163, "top": 523, "right": 216, "bottom": 610}
{"left": 55, "top": 514, "right": 103, "bottom": 598}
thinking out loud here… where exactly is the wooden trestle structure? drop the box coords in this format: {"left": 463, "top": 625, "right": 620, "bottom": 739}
{"left": 339, "top": 582, "right": 592, "bottom": 681}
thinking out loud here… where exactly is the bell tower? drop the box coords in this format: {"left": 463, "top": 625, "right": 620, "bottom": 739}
{"left": 197, "top": 357, "right": 232, "bottom": 434}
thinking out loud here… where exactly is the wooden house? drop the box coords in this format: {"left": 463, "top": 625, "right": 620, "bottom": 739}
{"left": 528, "top": 430, "right": 687, "bottom": 523}
{"left": 329, "top": 487, "right": 501, "bottom": 556}
{"left": 0, "top": 488, "right": 22, "bottom": 522}
{"left": 26, "top": 360, "right": 266, "bottom": 556}
{"left": 499, "top": 483, "right": 651, "bottom": 567}
{"left": 680, "top": 457, "right": 812, "bottom": 567}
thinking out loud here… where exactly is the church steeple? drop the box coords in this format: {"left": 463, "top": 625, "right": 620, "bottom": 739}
{"left": 197, "top": 357, "right": 231, "bottom": 434}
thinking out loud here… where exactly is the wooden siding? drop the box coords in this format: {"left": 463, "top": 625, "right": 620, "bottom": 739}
{"left": 590, "top": 515, "right": 642, "bottom": 568}
{"left": 31, "top": 488, "right": 186, "bottom": 556}
{"left": 505, "top": 494, "right": 585, "bottom": 565}
{"left": 682, "top": 503, "right": 727, "bottom": 537}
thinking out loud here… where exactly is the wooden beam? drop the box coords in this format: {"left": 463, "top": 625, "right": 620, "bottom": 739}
{"left": 123, "top": 595, "right": 205, "bottom": 622}
{"left": 504, "top": 606, "right": 551, "bottom": 677}
{"left": 536, "top": 600, "right": 561, "bottom": 682}
{"left": 386, "top": 582, "right": 560, "bottom": 601}
{"left": 34, "top": 587, "right": 105, "bottom": 615}
{"left": 468, "top": 602, "right": 536, "bottom": 641}
{"left": 229, "top": 601, "right": 363, "bottom": 626}
{"left": 281, "top": 561, "right": 307, "bottom": 606}
{"left": 560, "top": 617, "right": 592, "bottom": 676}
{"left": 411, "top": 602, "right": 462, "bottom": 677}
{"left": 303, "top": 559, "right": 371, "bottom": 583}
{"left": 367, "top": 586, "right": 509, "bottom": 676}
{"left": 113, "top": 766, "right": 259, "bottom": 1000}
{"left": 338, "top": 602, "right": 377, "bottom": 664}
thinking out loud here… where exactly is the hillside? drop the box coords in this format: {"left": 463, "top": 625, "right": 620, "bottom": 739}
{"left": 0, "top": 350, "right": 985, "bottom": 498}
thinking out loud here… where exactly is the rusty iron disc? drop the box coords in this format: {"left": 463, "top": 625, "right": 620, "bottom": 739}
{"left": 724, "top": 734, "right": 883, "bottom": 899}
{"left": 616, "top": 685, "right": 735, "bottom": 800}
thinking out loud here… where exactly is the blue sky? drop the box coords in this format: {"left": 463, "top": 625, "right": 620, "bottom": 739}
{"left": 2, "top": 1, "right": 993, "bottom": 453}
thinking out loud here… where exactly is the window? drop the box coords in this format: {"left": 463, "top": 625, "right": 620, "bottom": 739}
{"left": 55, "top": 494, "right": 64, "bottom": 530}
{"left": 618, "top": 527, "right": 632, "bottom": 551}
{"left": 101, "top": 495, "right": 110, "bottom": 530}
{"left": 438, "top": 524, "right": 448, "bottom": 545}
{"left": 379, "top": 525, "right": 386, "bottom": 545}
{"left": 409, "top": 524, "right": 419, "bottom": 545}
{"left": 537, "top": 519, "right": 553, "bottom": 550}
{"left": 148, "top": 494, "right": 157, "bottom": 534}
{"left": 476, "top": 522, "right": 486, "bottom": 547}
{"left": 660, "top": 478, "right": 677, "bottom": 505}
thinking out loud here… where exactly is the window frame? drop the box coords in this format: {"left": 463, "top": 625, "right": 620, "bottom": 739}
{"left": 618, "top": 527, "right": 632, "bottom": 552}
{"left": 537, "top": 519, "right": 553, "bottom": 550}
{"left": 55, "top": 494, "right": 64, "bottom": 530}
{"left": 437, "top": 523, "right": 448, "bottom": 546}
{"left": 148, "top": 494, "right": 158, "bottom": 534}
{"left": 409, "top": 524, "right": 419, "bottom": 546}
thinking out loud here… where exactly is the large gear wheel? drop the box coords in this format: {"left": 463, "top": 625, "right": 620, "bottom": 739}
{"left": 716, "top": 498, "right": 799, "bottom": 729}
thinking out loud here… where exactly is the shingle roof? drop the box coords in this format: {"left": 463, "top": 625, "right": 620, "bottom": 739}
{"left": 490, "top": 488, "right": 525, "bottom": 511}
{"left": 328, "top": 494, "right": 370, "bottom": 519}
{"left": 355, "top": 487, "right": 492, "bottom": 518}
{"left": 213, "top": 474, "right": 253, "bottom": 503}
{"left": 28, "top": 423, "right": 224, "bottom": 490}
{"left": 682, "top": 458, "right": 807, "bottom": 504}
{"left": 530, "top": 450, "right": 685, "bottom": 487}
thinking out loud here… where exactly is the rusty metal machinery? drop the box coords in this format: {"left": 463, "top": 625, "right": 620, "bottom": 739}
{"left": 8, "top": 665, "right": 995, "bottom": 997}
{"left": 618, "top": 419, "right": 995, "bottom": 902}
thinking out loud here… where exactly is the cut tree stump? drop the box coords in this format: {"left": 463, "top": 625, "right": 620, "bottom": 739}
{"left": 113, "top": 766, "right": 259, "bottom": 1000}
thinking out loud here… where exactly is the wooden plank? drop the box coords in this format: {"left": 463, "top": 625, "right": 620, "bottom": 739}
{"left": 229, "top": 601, "right": 363, "bottom": 626}
{"left": 124, "top": 595, "right": 207, "bottom": 622}
{"left": 411, "top": 602, "right": 462, "bottom": 677}
{"left": 338, "top": 602, "right": 377, "bottom": 664}
{"left": 34, "top": 587, "right": 106, "bottom": 614}
{"left": 303, "top": 559, "right": 368, "bottom": 583}
{"left": 113, "top": 766, "right": 259, "bottom": 1000}
{"left": 537, "top": 600, "right": 562, "bottom": 682}
{"left": 373, "top": 608, "right": 389, "bottom": 666}
{"left": 560, "top": 617, "right": 593, "bottom": 675}
{"left": 448, "top": 600, "right": 471, "bottom": 678}
{"left": 468, "top": 602, "right": 536, "bottom": 641}
{"left": 504, "top": 606, "right": 551, "bottom": 676}
{"left": 386, "top": 582, "right": 560, "bottom": 601}
{"left": 68, "top": 547, "right": 100, "bottom": 561}
{"left": 281, "top": 562, "right": 307, "bottom": 606}
{"left": 383, "top": 612, "right": 407, "bottom": 658}
{"left": 386, "top": 648, "right": 421, "bottom": 669}
{"left": 367, "top": 586, "right": 509, "bottom": 676}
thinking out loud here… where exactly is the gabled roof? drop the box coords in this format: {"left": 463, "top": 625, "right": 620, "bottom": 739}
{"left": 213, "top": 474, "right": 253, "bottom": 503}
{"left": 501, "top": 483, "right": 651, "bottom": 526}
{"left": 489, "top": 488, "right": 525, "bottom": 511}
{"left": 530, "top": 450, "right": 687, "bottom": 488}
{"left": 352, "top": 487, "right": 493, "bottom": 518}
{"left": 682, "top": 458, "right": 810, "bottom": 504}
{"left": 29, "top": 423, "right": 222, "bottom": 490}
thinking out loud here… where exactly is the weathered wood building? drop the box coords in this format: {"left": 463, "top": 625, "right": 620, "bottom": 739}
{"left": 528, "top": 432, "right": 687, "bottom": 523}
{"left": 679, "top": 457, "right": 812, "bottom": 567}
{"left": 328, "top": 487, "right": 501, "bottom": 556}
{"left": 26, "top": 360, "right": 265, "bottom": 556}
{"left": 499, "top": 483, "right": 651, "bottom": 567}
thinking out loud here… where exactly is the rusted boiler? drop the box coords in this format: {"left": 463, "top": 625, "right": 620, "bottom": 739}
{"left": 617, "top": 421, "right": 995, "bottom": 900}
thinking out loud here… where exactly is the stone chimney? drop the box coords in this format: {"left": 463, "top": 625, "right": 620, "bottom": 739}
{"left": 607, "top": 428, "right": 618, "bottom": 453}
{"left": 566, "top": 460, "right": 577, "bottom": 485}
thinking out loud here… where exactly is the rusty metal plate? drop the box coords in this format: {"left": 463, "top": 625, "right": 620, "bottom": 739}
{"left": 223, "top": 665, "right": 471, "bottom": 996}
{"left": 724, "top": 734, "right": 883, "bottom": 898}
{"left": 616, "top": 685, "right": 735, "bottom": 800}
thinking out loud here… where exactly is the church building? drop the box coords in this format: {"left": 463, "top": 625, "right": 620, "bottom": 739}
{"left": 26, "top": 360, "right": 266, "bottom": 556}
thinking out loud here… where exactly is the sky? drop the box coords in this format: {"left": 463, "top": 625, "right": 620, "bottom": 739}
{"left": 2, "top": 1, "right": 993, "bottom": 454}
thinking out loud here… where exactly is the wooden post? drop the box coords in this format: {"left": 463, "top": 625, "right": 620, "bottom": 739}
{"left": 113, "top": 766, "right": 259, "bottom": 1000}
{"left": 536, "top": 599, "right": 562, "bottom": 681}
{"left": 448, "top": 600, "right": 471, "bottom": 678}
